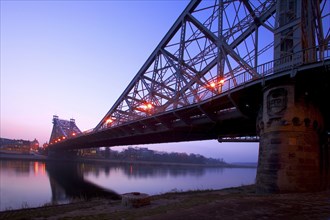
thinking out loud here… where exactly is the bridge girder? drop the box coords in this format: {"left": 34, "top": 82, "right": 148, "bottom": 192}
{"left": 49, "top": 0, "right": 330, "bottom": 150}
{"left": 94, "top": 0, "right": 279, "bottom": 132}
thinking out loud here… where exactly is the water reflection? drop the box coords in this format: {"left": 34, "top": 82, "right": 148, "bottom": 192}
{"left": 33, "top": 161, "right": 46, "bottom": 176}
{"left": 46, "top": 161, "right": 121, "bottom": 202}
{"left": 0, "top": 160, "right": 31, "bottom": 176}
{"left": 0, "top": 160, "right": 46, "bottom": 177}
{"left": 0, "top": 159, "right": 256, "bottom": 211}
{"left": 82, "top": 162, "right": 254, "bottom": 195}
{"left": 0, "top": 160, "right": 51, "bottom": 211}
{"left": 81, "top": 162, "right": 210, "bottom": 178}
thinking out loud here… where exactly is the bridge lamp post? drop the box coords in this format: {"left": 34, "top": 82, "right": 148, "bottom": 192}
{"left": 218, "top": 79, "right": 225, "bottom": 93}
{"left": 210, "top": 82, "right": 216, "bottom": 88}
{"left": 105, "top": 118, "right": 114, "bottom": 127}
{"left": 209, "top": 79, "right": 225, "bottom": 93}
{"left": 139, "top": 102, "right": 154, "bottom": 115}
{"left": 140, "top": 103, "right": 153, "bottom": 110}
{"left": 106, "top": 118, "right": 113, "bottom": 124}
{"left": 105, "top": 117, "right": 115, "bottom": 127}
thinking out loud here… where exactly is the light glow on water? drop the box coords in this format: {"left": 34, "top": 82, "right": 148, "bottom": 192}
{"left": 0, "top": 160, "right": 256, "bottom": 211}
{"left": 0, "top": 161, "right": 52, "bottom": 211}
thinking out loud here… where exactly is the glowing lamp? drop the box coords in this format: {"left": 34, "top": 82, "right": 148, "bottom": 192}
{"left": 106, "top": 118, "right": 113, "bottom": 124}
{"left": 141, "top": 104, "right": 151, "bottom": 109}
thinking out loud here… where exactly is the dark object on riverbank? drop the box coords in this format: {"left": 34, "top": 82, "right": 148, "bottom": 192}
{"left": 122, "top": 192, "right": 151, "bottom": 208}
{"left": 1, "top": 185, "right": 329, "bottom": 220}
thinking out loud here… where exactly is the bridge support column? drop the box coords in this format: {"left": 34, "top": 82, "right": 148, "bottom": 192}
{"left": 256, "top": 82, "right": 328, "bottom": 193}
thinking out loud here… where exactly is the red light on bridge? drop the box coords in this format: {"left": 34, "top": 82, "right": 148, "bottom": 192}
{"left": 62, "top": 136, "right": 66, "bottom": 140}
{"left": 140, "top": 103, "right": 153, "bottom": 111}
{"left": 72, "top": 132, "right": 76, "bottom": 136}
{"left": 106, "top": 118, "right": 113, "bottom": 124}
{"left": 208, "top": 78, "right": 225, "bottom": 90}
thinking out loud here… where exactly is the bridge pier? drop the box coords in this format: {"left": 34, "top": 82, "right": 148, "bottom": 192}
{"left": 256, "top": 82, "right": 329, "bottom": 193}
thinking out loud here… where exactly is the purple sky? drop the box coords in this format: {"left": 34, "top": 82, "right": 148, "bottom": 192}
{"left": 0, "top": 0, "right": 259, "bottom": 162}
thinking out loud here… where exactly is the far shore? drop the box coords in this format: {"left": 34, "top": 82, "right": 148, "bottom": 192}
{"left": 0, "top": 151, "right": 257, "bottom": 168}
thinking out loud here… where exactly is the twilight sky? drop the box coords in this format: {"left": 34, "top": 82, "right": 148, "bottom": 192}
{"left": 0, "top": 0, "right": 259, "bottom": 162}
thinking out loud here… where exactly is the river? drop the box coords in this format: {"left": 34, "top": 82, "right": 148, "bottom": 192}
{"left": 0, "top": 159, "right": 256, "bottom": 211}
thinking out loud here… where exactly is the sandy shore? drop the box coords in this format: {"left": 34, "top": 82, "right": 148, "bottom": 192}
{"left": 1, "top": 185, "right": 329, "bottom": 220}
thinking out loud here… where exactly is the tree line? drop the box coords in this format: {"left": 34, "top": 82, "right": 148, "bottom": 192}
{"left": 103, "top": 147, "right": 226, "bottom": 165}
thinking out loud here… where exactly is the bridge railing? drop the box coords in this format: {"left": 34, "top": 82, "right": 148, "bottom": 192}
{"left": 76, "top": 45, "right": 330, "bottom": 134}
{"left": 205, "top": 44, "right": 330, "bottom": 99}
{"left": 110, "top": 45, "right": 329, "bottom": 129}
{"left": 218, "top": 136, "right": 260, "bottom": 143}
{"left": 166, "top": 44, "right": 330, "bottom": 114}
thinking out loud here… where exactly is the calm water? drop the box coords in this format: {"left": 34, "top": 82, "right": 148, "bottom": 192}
{"left": 0, "top": 159, "right": 256, "bottom": 211}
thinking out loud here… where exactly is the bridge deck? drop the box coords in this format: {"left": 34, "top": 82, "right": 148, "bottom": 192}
{"left": 49, "top": 60, "right": 330, "bottom": 150}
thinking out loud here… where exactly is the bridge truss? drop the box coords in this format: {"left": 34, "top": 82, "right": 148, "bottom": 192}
{"left": 49, "top": 0, "right": 330, "bottom": 150}
{"left": 94, "top": 0, "right": 329, "bottom": 132}
{"left": 49, "top": 116, "right": 82, "bottom": 145}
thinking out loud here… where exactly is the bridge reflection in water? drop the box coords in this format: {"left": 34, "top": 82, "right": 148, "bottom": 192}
{"left": 46, "top": 161, "right": 121, "bottom": 203}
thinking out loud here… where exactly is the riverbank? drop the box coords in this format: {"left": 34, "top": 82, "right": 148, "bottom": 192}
{"left": 1, "top": 184, "right": 329, "bottom": 219}
{"left": 0, "top": 151, "right": 256, "bottom": 168}
{"left": 0, "top": 151, "right": 48, "bottom": 161}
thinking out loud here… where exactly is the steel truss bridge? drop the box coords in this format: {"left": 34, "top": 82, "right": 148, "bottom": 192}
{"left": 49, "top": 0, "right": 330, "bottom": 151}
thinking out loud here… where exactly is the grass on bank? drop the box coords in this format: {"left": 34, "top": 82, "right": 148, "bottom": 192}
{"left": 0, "top": 185, "right": 256, "bottom": 220}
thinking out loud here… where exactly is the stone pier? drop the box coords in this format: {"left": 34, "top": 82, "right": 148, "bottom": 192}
{"left": 256, "top": 82, "right": 328, "bottom": 193}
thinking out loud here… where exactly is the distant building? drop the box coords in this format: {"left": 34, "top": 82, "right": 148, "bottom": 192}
{"left": 30, "top": 138, "right": 39, "bottom": 151}
{"left": 0, "top": 137, "right": 39, "bottom": 154}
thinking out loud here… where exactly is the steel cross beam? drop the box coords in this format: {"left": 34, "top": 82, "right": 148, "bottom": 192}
{"left": 94, "top": 0, "right": 202, "bottom": 131}
{"left": 43, "top": 0, "right": 325, "bottom": 147}
{"left": 94, "top": 0, "right": 279, "bottom": 132}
